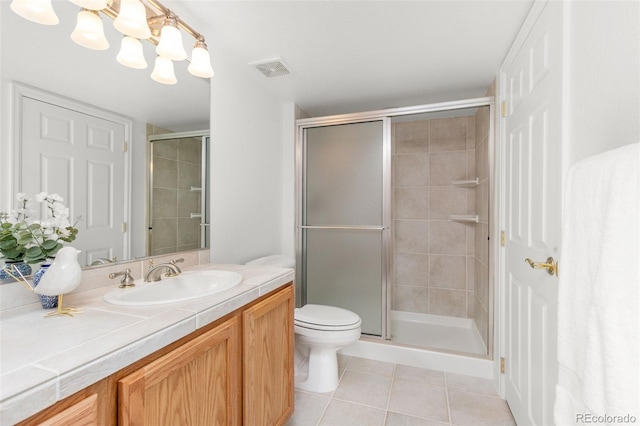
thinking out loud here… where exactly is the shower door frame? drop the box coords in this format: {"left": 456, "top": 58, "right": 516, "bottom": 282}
{"left": 295, "top": 96, "right": 495, "bottom": 341}
{"left": 297, "top": 118, "right": 392, "bottom": 338}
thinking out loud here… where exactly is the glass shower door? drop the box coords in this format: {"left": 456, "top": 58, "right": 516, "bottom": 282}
{"left": 301, "top": 120, "right": 388, "bottom": 336}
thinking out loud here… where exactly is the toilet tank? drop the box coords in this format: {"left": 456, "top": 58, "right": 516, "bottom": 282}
{"left": 245, "top": 255, "right": 295, "bottom": 268}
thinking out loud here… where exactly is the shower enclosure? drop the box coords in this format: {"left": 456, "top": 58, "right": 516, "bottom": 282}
{"left": 296, "top": 97, "right": 493, "bottom": 357}
{"left": 148, "top": 131, "right": 210, "bottom": 256}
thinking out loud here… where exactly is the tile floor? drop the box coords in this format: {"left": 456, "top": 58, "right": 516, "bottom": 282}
{"left": 286, "top": 354, "right": 516, "bottom": 426}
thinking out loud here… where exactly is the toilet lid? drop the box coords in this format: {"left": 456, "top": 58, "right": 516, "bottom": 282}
{"left": 295, "top": 304, "right": 361, "bottom": 329}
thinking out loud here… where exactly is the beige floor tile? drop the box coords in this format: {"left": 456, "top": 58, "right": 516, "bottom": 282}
{"left": 337, "top": 353, "right": 352, "bottom": 370}
{"left": 346, "top": 356, "right": 396, "bottom": 377}
{"left": 387, "top": 378, "right": 449, "bottom": 423}
{"left": 394, "top": 365, "right": 445, "bottom": 388}
{"left": 445, "top": 373, "right": 498, "bottom": 396}
{"left": 448, "top": 390, "right": 515, "bottom": 426}
{"left": 319, "top": 400, "right": 386, "bottom": 426}
{"left": 286, "top": 391, "right": 331, "bottom": 426}
{"left": 385, "top": 411, "right": 449, "bottom": 426}
{"left": 333, "top": 370, "right": 393, "bottom": 409}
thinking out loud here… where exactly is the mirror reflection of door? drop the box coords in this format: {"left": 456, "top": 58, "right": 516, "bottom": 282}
{"left": 148, "top": 132, "right": 209, "bottom": 256}
{"left": 18, "top": 88, "right": 131, "bottom": 267}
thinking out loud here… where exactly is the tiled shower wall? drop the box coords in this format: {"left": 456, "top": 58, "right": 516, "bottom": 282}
{"left": 149, "top": 133, "right": 203, "bottom": 256}
{"left": 392, "top": 116, "right": 477, "bottom": 318}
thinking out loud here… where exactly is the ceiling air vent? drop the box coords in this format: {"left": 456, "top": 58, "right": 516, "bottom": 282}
{"left": 251, "top": 58, "right": 291, "bottom": 78}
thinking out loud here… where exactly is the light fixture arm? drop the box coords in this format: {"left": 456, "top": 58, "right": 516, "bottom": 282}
{"left": 102, "top": 0, "right": 205, "bottom": 44}
{"left": 144, "top": 0, "right": 204, "bottom": 43}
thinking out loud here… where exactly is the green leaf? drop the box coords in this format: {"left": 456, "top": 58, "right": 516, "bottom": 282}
{"left": 16, "top": 236, "right": 32, "bottom": 245}
{"left": 25, "top": 246, "right": 44, "bottom": 257}
{"left": 2, "top": 248, "right": 22, "bottom": 260}
{"left": 42, "top": 239, "right": 58, "bottom": 250}
{"left": 28, "top": 223, "right": 41, "bottom": 230}
{"left": 1, "top": 222, "right": 13, "bottom": 229}
{"left": 0, "top": 239, "right": 17, "bottom": 250}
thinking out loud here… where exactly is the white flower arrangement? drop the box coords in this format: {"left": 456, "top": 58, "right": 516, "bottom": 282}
{"left": 0, "top": 192, "right": 79, "bottom": 264}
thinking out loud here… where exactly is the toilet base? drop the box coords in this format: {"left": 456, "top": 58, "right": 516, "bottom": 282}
{"left": 294, "top": 344, "right": 340, "bottom": 393}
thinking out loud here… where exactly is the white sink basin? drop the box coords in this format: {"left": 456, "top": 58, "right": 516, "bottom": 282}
{"left": 103, "top": 270, "right": 243, "bottom": 306}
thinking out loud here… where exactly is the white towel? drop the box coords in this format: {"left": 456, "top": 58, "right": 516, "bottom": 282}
{"left": 554, "top": 143, "right": 640, "bottom": 425}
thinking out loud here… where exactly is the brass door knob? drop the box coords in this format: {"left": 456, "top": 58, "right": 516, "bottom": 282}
{"left": 524, "top": 257, "right": 558, "bottom": 276}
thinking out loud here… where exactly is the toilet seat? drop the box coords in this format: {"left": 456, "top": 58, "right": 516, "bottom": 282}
{"left": 295, "top": 304, "right": 362, "bottom": 331}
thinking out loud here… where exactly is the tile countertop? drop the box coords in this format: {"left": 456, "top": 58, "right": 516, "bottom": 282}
{"left": 0, "top": 264, "right": 295, "bottom": 425}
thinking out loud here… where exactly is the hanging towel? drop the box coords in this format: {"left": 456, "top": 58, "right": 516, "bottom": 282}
{"left": 554, "top": 143, "right": 640, "bottom": 425}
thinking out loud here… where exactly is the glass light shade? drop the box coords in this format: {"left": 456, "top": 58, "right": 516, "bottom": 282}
{"left": 113, "top": 0, "right": 151, "bottom": 40}
{"left": 151, "top": 56, "right": 177, "bottom": 85}
{"left": 156, "top": 24, "right": 186, "bottom": 61}
{"left": 188, "top": 46, "right": 214, "bottom": 78}
{"left": 116, "top": 37, "right": 147, "bottom": 69}
{"left": 69, "top": 0, "right": 107, "bottom": 11}
{"left": 71, "top": 10, "right": 109, "bottom": 50}
{"left": 10, "top": 0, "right": 59, "bottom": 25}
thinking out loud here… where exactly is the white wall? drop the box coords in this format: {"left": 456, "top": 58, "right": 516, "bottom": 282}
{"left": 209, "top": 54, "right": 284, "bottom": 264}
{"left": 564, "top": 0, "right": 640, "bottom": 167}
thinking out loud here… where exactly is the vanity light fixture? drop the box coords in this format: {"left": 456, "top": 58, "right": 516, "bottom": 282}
{"left": 188, "top": 38, "right": 214, "bottom": 78}
{"left": 150, "top": 55, "right": 177, "bottom": 85}
{"left": 71, "top": 9, "right": 109, "bottom": 50}
{"left": 156, "top": 13, "right": 187, "bottom": 61}
{"left": 112, "top": 0, "right": 151, "bottom": 40}
{"left": 10, "top": 0, "right": 58, "bottom": 25}
{"left": 116, "top": 36, "right": 148, "bottom": 69}
{"left": 10, "top": 0, "right": 214, "bottom": 84}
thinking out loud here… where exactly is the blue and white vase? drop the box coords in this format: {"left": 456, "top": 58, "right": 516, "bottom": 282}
{"left": 0, "top": 260, "right": 32, "bottom": 280}
{"left": 33, "top": 261, "right": 58, "bottom": 309}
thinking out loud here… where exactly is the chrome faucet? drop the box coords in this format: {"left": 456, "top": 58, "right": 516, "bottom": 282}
{"left": 144, "top": 259, "right": 183, "bottom": 282}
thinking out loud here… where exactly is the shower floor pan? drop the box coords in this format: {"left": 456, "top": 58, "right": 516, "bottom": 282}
{"left": 390, "top": 310, "right": 486, "bottom": 355}
{"left": 340, "top": 311, "right": 491, "bottom": 379}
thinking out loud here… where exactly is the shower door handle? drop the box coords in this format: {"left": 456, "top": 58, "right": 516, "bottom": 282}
{"left": 299, "top": 225, "right": 384, "bottom": 230}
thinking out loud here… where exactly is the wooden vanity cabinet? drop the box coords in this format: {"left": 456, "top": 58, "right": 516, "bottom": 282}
{"left": 243, "top": 284, "right": 294, "bottom": 425}
{"left": 35, "top": 394, "right": 98, "bottom": 426}
{"left": 118, "top": 315, "right": 241, "bottom": 426}
{"left": 16, "top": 283, "right": 294, "bottom": 426}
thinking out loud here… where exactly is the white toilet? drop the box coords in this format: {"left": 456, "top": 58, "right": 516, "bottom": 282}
{"left": 245, "top": 255, "right": 362, "bottom": 393}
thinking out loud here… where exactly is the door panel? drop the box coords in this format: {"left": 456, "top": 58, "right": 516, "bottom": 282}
{"left": 502, "top": 2, "right": 562, "bottom": 424}
{"left": 305, "top": 229, "right": 383, "bottom": 335}
{"left": 21, "top": 97, "right": 127, "bottom": 266}
{"left": 305, "top": 122, "right": 383, "bottom": 226}
{"left": 302, "top": 121, "right": 387, "bottom": 337}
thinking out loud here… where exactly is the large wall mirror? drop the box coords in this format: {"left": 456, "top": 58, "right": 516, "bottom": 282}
{"left": 0, "top": 1, "right": 211, "bottom": 269}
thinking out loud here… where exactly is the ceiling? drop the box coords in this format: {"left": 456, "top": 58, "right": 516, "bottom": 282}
{"left": 1, "top": 0, "right": 534, "bottom": 126}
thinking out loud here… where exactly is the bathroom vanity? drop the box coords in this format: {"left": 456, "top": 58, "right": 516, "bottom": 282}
{"left": 0, "top": 263, "right": 294, "bottom": 425}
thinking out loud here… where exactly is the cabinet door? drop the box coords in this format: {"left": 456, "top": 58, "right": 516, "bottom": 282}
{"left": 36, "top": 394, "right": 98, "bottom": 426}
{"left": 118, "top": 316, "right": 241, "bottom": 426}
{"left": 243, "top": 285, "right": 294, "bottom": 426}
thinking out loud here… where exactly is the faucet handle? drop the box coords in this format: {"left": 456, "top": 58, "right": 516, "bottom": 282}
{"left": 109, "top": 268, "right": 135, "bottom": 288}
{"left": 169, "top": 258, "right": 184, "bottom": 274}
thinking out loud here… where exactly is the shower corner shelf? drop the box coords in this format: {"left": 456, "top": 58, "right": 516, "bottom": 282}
{"left": 450, "top": 215, "right": 479, "bottom": 223}
{"left": 451, "top": 178, "right": 479, "bottom": 187}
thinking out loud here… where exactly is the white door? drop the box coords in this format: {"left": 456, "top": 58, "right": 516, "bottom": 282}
{"left": 20, "top": 96, "right": 128, "bottom": 266}
{"left": 502, "top": 2, "right": 562, "bottom": 425}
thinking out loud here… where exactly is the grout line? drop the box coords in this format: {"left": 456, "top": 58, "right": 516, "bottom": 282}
{"left": 382, "top": 362, "right": 397, "bottom": 423}
{"left": 444, "top": 372, "right": 453, "bottom": 425}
